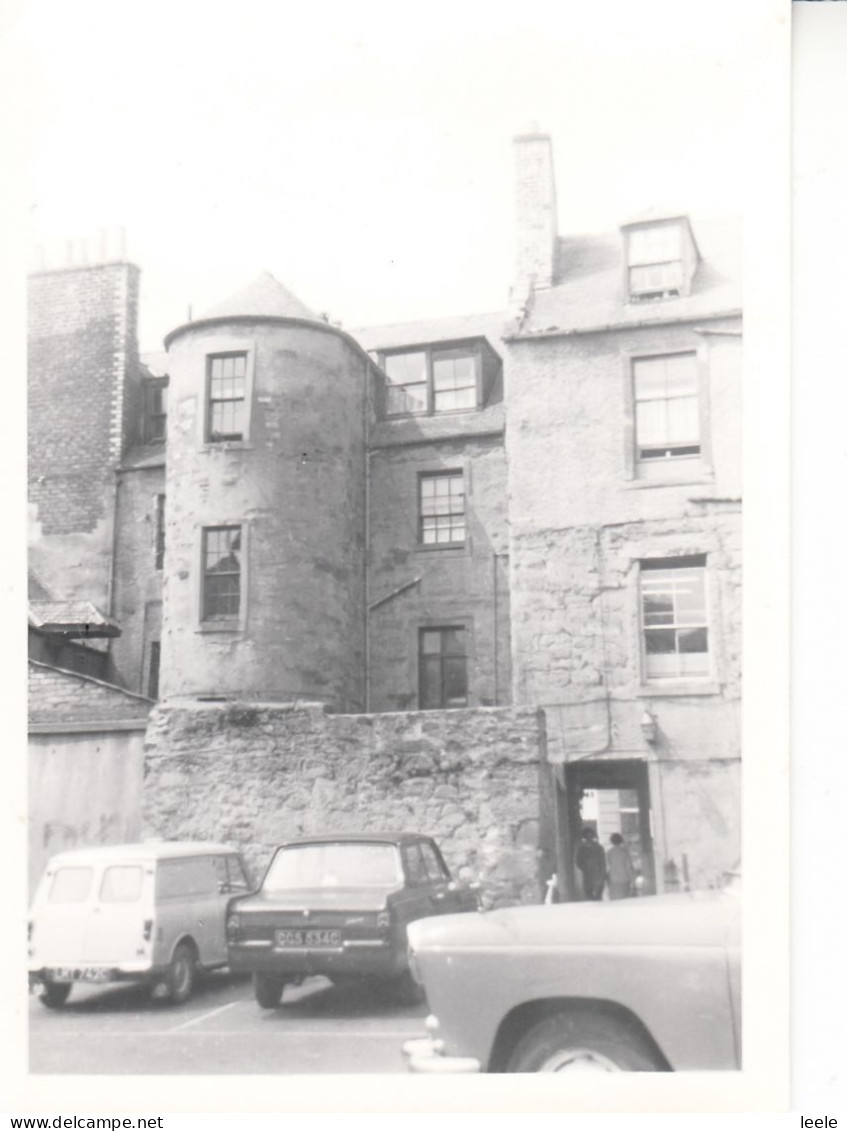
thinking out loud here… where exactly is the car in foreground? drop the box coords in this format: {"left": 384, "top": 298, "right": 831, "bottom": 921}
{"left": 28, "top": 841, "right": 253, "bottom": 1007}
{"left": 402, "top": 881, "right": 740, "bottom": 1073}
{"left": 226, "top": 833, "right": 479, "bottom": 1008}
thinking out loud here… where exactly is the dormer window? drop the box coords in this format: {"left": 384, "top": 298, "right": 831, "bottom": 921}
{"left": 378, "top": 339, "right": 501, "bottom": 419}
{"left": 623, "top": 218, "right": 698, "bottom": 303}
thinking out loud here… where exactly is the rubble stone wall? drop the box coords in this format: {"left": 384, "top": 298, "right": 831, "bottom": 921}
{"left": 143, "top": 702, "right": 547, "bottom": 907}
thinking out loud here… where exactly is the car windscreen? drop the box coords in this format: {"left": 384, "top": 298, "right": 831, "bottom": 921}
{"left": 263, "top": 844, "right": 402, "bottom": 891}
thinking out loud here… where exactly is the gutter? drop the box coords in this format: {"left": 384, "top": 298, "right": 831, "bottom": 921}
{"left": 504, "top": 308, "right": 742, "bottom": 343}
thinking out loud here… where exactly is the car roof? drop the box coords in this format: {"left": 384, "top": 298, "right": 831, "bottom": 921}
{"left": 276, "top": 832, "right": 431, "bottom": 848}
{"left": 44, "top": 841, "right": 240, "bottom": 865}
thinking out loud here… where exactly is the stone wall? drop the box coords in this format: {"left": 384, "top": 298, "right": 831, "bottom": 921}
{"left": 367, "top": 433, "right": 511, "bottom": 712}
{"left": 143, "top": 702, "right": 547, "bottom": 907}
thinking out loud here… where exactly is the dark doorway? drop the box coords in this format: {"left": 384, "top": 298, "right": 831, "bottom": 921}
{"left": 556, "top": 760, "right": 655, "bottom": 900}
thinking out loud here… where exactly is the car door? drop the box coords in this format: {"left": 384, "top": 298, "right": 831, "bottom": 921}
{"left": 419, "top": 840, "right": 476, "bottom": 914}
{"left": 398, "top": 842, "right": 444, "bottom": 928}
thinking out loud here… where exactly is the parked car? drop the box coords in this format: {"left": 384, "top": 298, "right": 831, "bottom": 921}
{"left": 402, "top": 880, "right": 741, "bottom": 1073}
{"left": 226, "top": 833, "right": 480, "bottom": 1008}
{"left": 28, "top": 841, "right": 253, "bottom": 1008}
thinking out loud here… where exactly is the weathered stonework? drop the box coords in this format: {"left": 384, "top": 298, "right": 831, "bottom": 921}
{"left": 142, "top": 702, "right": 547, "bottom": 907}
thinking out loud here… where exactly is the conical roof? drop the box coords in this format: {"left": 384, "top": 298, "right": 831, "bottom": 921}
{"left": 198, "top": 271, "right": 319, "bottom": 323}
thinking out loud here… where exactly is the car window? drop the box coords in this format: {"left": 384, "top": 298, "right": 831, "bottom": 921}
{"left": 48, "top": 867, "right": 93, "bottom": 903}
{"left": 263, "top": 844, "right": 402, "bottom": 891}
{"left": 156, "top": 857, "right": 218, "bottom": 899}
{"left": 99, "top": 865, "right": 144, "bottom": 903}
{"left": 420, "top": 842, "right": 450, "bottom": 883}
{"left": 401, "top": 844, "right": 430, "bottom": 887}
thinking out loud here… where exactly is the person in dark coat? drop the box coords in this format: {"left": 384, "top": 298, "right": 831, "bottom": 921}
{"left": 575, "top": 827, "right": 607, "bottom": 900}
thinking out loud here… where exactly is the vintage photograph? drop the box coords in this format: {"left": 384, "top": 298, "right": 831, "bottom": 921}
{"left": 15, "top": 0, "right": 790, "bottom": 1109}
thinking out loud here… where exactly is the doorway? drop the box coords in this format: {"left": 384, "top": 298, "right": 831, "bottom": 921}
{"left": 557, "top": 760, "right": 656, "bottom": 900}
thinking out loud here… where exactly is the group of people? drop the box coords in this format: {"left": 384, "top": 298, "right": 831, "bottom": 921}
{"left": 575, "top": 827, "right": 638, "bottom": 901}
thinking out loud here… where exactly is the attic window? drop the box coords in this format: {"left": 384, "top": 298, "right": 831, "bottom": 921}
{"left": 380, "top": 341, "right": 494, "bottom": 418}
{"left": 627, "top": 224, "right": 684, "bottom": 301}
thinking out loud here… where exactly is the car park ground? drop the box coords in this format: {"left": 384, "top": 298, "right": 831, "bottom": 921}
{"left": 29, "top": 973, "right": 427, "bottom": 1074}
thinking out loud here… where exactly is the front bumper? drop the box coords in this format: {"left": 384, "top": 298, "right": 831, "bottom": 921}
{"left": 402, "top": 1036, "right": 481, "bottom": 1074}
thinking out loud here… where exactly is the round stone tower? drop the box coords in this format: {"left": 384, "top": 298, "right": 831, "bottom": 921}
{"left": 159, "top": 272, "right": 369, "bottom": 711}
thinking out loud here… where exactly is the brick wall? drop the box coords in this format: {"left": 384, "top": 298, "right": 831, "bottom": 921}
{"left": 28, "top": 262, "right": 141, "bottom": 611}
{"left": 28, "top": 661, "right": 152, "bottom": 726}
{"left": 143, "top": 702, "right": 547, "bottom": 907}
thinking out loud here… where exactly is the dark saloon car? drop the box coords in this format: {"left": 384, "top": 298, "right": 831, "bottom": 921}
{"left": 403, "top": 881, "right": 740, "bottom": 1073}
{"left": 226, "top": 833, "right": 479, "bottom": 1008}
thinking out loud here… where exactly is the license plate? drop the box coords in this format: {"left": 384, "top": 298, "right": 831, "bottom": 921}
{"left": 275, "top": 929, "right": 342, "bottom": 948}
{"left": 47, "top": 967, "right": 112, "bottom": 984}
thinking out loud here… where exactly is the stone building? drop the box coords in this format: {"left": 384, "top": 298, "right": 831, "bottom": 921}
{"left": 27, "top": 134, "right": 741, "bottom": 901}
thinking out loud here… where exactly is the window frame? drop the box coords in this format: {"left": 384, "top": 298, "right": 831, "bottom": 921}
{"left": 622, "top": 344, "right": 712, "bottom": 481}
{"left": 198, "top": 339, "right": 256, "bottom": 448}
{"left": 142, "top": 377, "right": 168, "bottom": 444}
{"left": 379, "top": 341, "right": 484, "bottom": 418}
{"left": 200, "top": 524, "right": 244, "bottom": 626}
{"left": 206, "top": 352, "right": 249, "bottom": 443}
{"left": 623, "top": 220, "right": 690, "bottom": 303}
{"left": 418, "top": 624, "right": 469, "bottom": 710}
{"left": 638, "top": 555, "right": 711, "bottom": 685}
{"left": 418, "top": 470, "right": 466, "bottom": 548}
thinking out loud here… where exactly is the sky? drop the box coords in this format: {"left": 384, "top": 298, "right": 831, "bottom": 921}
{"left": 17, "top": 0, "right": 747, "bottom": 351}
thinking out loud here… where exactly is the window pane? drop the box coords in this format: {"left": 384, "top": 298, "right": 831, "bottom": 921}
{"left": 644, "top": 628, "right": 677, "bottom": 655}
{"left": 385, "top": 352, "right": 427, "bottom": 385}
{"left": 420, "top": 631, "right": 442, "bottom": 656}
{"left": 48, "top": 867, "right": 93, "bottom": 903}
{"left": 441, "top": 628, "right": 465, "bottom": 655}
{"left": 643, "top": 591, "right": 675, "bottom": 626}
{"left": 420, "top": 657, "right": 442, "bottom": 708}
{"left": 678, "top": 626, "right": 708, "bottom": 654}
{"left": 100, "top": 865, "right": 143, "bottom": 903}
{"left": 386, "top": 383, "right": 426, "bottom": 415}
{"left": 403, "top": 844, "right": 429, "bottom": 886}
{"left": 443, "top": 657, "right": 468, "bottom": 705}
{"left": 666, "top": 396, "right": 700, "bottom": 444}
{"left": 635, "top": 400, "right": 667, "bottom": 446}
{"left": 633, "top": 358, "right": 667, "bottom": 399}
{"left": 264, "top": 844, "right": 401, "bottom": 891}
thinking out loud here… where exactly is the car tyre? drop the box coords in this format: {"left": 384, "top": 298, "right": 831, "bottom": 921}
{"left": 164, "top": 943, "right": 197, "bottom": 1005}
{"left": 389, "top": 968, "right": 425, "bottom": 1006}
{"left": 40, "top": 981, "right": 72, "bottom": 1009}
{"left": 506, "top": 1009, "right": 664, "bottom": 1073}
{"left": 253, "top": 973, "right": 285, "bottom": 1009}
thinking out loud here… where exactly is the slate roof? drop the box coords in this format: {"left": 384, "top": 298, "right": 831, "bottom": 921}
{"left": 515, "top": 215, "right": 741, "bottom": 338}
{"left": 29, "top": 601, "right": 121, "bottom": 638}
{"left": 198, "top": 271, "right": 320, "bottom": 323}
{"left": 353, "top": 310, "right": 508, "bottom": 355}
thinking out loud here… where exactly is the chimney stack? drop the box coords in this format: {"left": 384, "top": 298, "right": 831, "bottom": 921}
{"left": 513, "top": 131, "right": 558, "bottom": 292}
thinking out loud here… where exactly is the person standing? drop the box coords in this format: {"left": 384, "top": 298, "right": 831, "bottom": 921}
{"left": 575, "top": 827, "right": 607, "bottom": 901}
{"left": 606, "top": 832, "right": 636, "bottom": 899}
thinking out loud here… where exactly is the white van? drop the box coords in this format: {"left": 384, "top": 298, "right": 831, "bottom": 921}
{"left": 28, "top": 841, "right": 253, "bottom": 1007}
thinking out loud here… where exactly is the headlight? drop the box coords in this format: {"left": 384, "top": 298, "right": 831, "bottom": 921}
{"left": 226, "top": 914, "right": 241, "bottom": 936}
{"left": 377, "top": 910, "right": 390, "bottom": 929}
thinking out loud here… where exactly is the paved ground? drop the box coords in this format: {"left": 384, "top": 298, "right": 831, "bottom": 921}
{"left": 29, "top": 973, "right": 427, "bottom": 1074}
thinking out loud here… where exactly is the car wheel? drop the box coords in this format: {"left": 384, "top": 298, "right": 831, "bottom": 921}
{"left": 506, "top": 1010, "right": 664, "bottom": 1073}
{"left": 165, "top": 943, "right": 197, "bottom": 1005}
{"left": 253, "top": 973, "right": 285, "bottom": 1009}
{"left": 389, "top": 968, "right": 425, "bottom": 1006}
{"left": 40, "top": 981, "right": 72, "bottom": 1009}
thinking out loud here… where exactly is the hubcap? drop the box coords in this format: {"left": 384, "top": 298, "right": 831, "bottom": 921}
{"left": 539, "top": 1048, "right": 621, "bottom": 1073}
